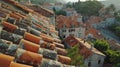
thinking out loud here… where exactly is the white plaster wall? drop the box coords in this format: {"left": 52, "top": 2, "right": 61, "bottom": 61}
{"left": 84, "top": 54, "right": 105, "bottom": 67}
{"left": 59, "top": 27, "right": 85, "bottom": 39}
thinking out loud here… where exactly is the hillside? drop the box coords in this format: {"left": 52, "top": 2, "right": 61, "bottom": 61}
{"left": 31, "top": 0, "right": 65, "bottom": 4}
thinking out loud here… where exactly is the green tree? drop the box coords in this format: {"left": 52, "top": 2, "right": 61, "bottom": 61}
{"left": 66, "top": 2, "right": 73, "bottom": 8}
{"left": 55, "top": 10, "right": 66, "bottom": 16}
{"left": 105, "top": 50, "right": 120, "bottom": 64}
{"left": 108, "top": 24, "right": 120, "bottom": 37}
{"left": 67, "top": 44, "right": 85, "bottom": 67}
{"left": 106, "top": 4, "right": 115, "bottom": 11}
{"left": 93, "top": 39, "right": 109, "bottom": 52}
{"left": 115, "top": 10, "right": 120, "bottom": 22}
{"left": 113, "top": 63, "right": 120, "bottom": 67}
{"left": 73, "top": 0, "right": 103, "bottom": 16}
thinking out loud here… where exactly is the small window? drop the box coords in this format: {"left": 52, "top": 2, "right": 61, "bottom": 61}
{"left": 98, "top": 60, "right": 101, "bottom": 64}
{"left": 71, "top": 29, "right": 75, "bottom": 32}
{"left": 62, "top": 29, "right": 66, "bottom": 32}
{"left": 63, "top": 35, "right": 66, "bottom": 38}
{"left": 69, "top": 29, "right": 71, "bottom": 32}
{"left": 69, "top": 29, "right": 75, "bottom": 32}
{"left": 88, "top": 62, "right": 91, "bottom": 67}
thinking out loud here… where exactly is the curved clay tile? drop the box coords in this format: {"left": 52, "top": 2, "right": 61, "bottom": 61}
{"left": 0, "top": 54, "right": 15, "bottom": 67}
{"left": 10, "top": 13, "right": 21, "bottom": 20}
{"left": 38, "top": 48, "right": 57, "bottom": 60}
{"left": 53, "top": 42, "right": 64, "bottom": 48}
{"left": 10, "top": 62, "right": 33, "bottom": 67}
{"left": 41, "top": 59, "right": 62, "bottom": 67}
{"left": 24, "top": 32, "right": 41, "bottom": 44}
{"left": 55, "top": 47, "right": 67, "bottom": 56}
{"left": 40, "top": 34, "right": 54, "bottom": 43}
{"left": 57, "top": 55, "right": 71, "bottom": 65}
{"left": 16, "top": 49, "right": 43, "bottom": 65}
{"left": 54, "top": 38, "right": 61, "bottom": 43}
{"left": 19, "top": 39, "right": 40, "bottom": 53}
{"left": 40, "top": 42, "right": 56, "bottom": 50}
{"left": 2, "top": 22, "right": 18, "bottom": 32}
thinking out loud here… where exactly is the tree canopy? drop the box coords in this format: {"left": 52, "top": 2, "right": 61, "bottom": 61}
{"left": 73, "top": 0, "right": 103, "bottom": 16}
{"left": 67, "top": 44, "right": 85, "bottom": 67}
{"left": 93, "top": 39, "right": 109, "bottom": 52}
{"left": 108, "top": 24, "right": 120, "bottom": 37}
{"left": 114, "top": 10, "right": 120, "bottom": 22}
{"left": 105, "top": 50, "right": 120, "bottom": 65}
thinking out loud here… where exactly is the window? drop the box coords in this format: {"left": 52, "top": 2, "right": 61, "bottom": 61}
{"left": 69, "top": 29, "right": 75, "bottom": 32}
{"left": 62, "top": 29, "right": 66, "bottom": 32}
{"left": 98, "top": 60, "right": 101, "bottom": 64}
{"left": 88, "top": 62, "right": 91, "bottom": 67}
{"left": 63, "top": 35, "right": 66, "bottom": 38}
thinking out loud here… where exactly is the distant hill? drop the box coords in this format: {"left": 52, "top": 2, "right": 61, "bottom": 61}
{"left": 30, "top": 0, "right": 65, "bottom": 4}
{"left": 101, "top": 0, "right": 120, "bottom": 10}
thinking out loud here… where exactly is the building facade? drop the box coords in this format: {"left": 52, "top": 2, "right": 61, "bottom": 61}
{"left": 56, "top": 15, "right": 85, "bottom": 39}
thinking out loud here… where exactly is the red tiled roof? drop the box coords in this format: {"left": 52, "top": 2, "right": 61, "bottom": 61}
{"left": 26, "top": 5, "right": 54, "bottom": 17}
{"left": 85, "top": 27, "right": 103, "bottom": 39}
{"left": 13, "top": 12, "right": 27, "bottom": 19}
{"left": 5, "top": 0, "right": 34, "bottom": 13}
{"left": 2, "top": 21, "right": 18, "bottom": 32}
{"left": 9, "top": 13, "right": 22, "bottom": 20}
{"left": 86, "top": 16, "right": 102, "bottom": 28}
{"left": 56, "top": 15, "right": 84, "bottom": 29}
{"left": 0, "top": 0, "right": 75, "bottom": 66}
{"left": 64, "top": 36, "right": 105, "bottom": 59}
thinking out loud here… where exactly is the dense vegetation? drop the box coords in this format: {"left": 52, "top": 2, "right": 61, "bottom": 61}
{"left": 67, "top": 0, "right": 103, "bottom": 16}
{"left": 108, "top": 24, "right": 120, "bottom": 37}
{"left": 53, "top": 8, "right": 66, "bottom": 16}
{"left": 93, "top": 39, "right": 120, "bottom": 66}
{"left": 115, "top": 10, "right": 120, "bottom": 22}
{"left": 67, "top": 44, "right": 85, "bottom": 67}
{"left": 93, "top": 39, "right": 109, "bottom": 52}
{"left": 30, "top": 0, "right": 65, "bottom": 5}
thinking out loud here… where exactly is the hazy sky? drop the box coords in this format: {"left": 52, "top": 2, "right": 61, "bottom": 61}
{"left": 66, "top": 0, "right": 106, "bottom": 2}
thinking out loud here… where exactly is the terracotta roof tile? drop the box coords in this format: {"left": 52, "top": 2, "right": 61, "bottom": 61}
{"left": 19, "top": 39, "right": 40, "bottom": 53}
{"left": 5, "top": 0, "right": 34, "bottom": 13}
{"left": 17, "top": 49, "right": 43, "bottom": 65}
{"left": 85, "top": 27, "right": 104, "bottom": 39}
{"left": 10, "top": 62, "right": 33, "bottom": 67}
{"left": 0, "top": 54, "right": 15, "bottom": 67}
{"left": 0, "top": 0, "right": 75, "bottom": 66}
{"left": 9, "top": 13, "right": 22, "bottom": 20}
{"left": 26, "top": 5, "right": 54, "bottom": 17}
{"left": 56, "top": 15, "right": 84, "bottom": 29}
